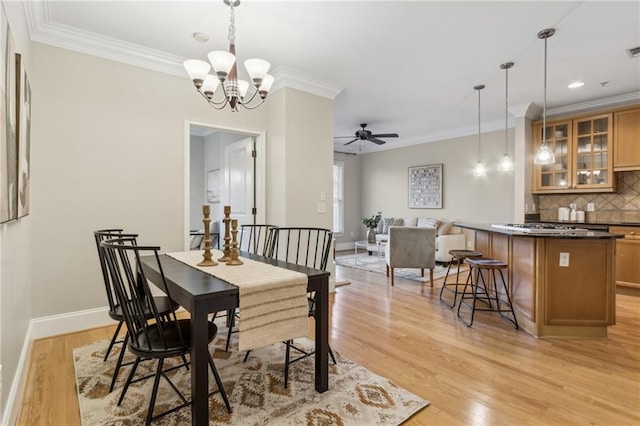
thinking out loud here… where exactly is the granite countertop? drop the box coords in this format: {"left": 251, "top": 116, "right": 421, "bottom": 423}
{"left": 455, "top": 223, "right": 624, "bottom": 239}
{"left": 536, "top": 220, "right": 640, "bottom": 228}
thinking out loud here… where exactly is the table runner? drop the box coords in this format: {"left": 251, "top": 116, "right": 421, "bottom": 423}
{"left": 166, "top": 250, "right": 309, "bottom": 351}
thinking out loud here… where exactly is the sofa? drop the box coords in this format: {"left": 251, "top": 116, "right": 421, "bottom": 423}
{"left": 375, "top": 216, "right": 466, "bottom": 263}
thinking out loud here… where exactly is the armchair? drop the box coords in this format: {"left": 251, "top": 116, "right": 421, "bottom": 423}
{"left": 385, "top": 226, "right": 436, "bottom": 286}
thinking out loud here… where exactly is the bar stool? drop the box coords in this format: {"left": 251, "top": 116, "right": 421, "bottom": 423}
{"left": 439, "top": 250, "right": 482, "bottom": 308}
{"left": 457, "top": 257, "right": 519, "bottom": 329}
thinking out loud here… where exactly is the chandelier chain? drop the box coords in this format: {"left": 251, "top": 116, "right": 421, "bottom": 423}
{"left": 477, "top": 87, "right": 482, "bottom": 162}
{"left": 505, "top": 65, "right": 509, "bottom": 152}
{"left": 228, "top": 4, "right": 236, "bottom": 43}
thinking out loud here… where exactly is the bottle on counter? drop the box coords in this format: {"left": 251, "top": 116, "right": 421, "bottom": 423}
{"left": 570, "top": 207, "right": 577, "bottom": 221}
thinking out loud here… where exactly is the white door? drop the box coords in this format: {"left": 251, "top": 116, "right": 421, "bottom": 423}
{"left": 223, "top": 137, "right": 255, "bottom": 225}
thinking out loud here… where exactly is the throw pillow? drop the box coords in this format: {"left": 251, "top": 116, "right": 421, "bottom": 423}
{"left": 437, "top": 221, "right": 454, "bottom": 236}
{"left": 383, "top": 217, "right": 404, "bottom": 234}
{"left": 418, "top": 217, "right": 440, "bottom": 229}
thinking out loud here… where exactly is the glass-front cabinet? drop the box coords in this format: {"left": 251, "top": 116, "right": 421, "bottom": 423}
{"left": 533, "top": 113, "right": 615, "bottom": 193}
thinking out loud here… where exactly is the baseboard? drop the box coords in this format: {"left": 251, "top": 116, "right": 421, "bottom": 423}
{"left": 1, "top": 321, "right": 33, "bottom": 426}
{"left": 31, "top": 306, "right": 112, "bottom": 340}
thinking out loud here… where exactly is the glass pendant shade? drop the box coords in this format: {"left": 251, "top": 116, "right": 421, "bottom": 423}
{"left": 498, "top": 154, "right": 514, "bottom": 172}
{"left": 473, "top": 161, "right": 487, "bottom": 177}
{"left": 244, "top": 59, "right": 271, "bottom": 84}
{"left": 208, "top": 51, "right": 237, "bottom": 79}
{"left": 534, "top": 144, "right": 555, "bottom": 165}
{"left": 183, "top": 60, "right": 211, "bottom": 84}
{"left": 201, "top": 75, "right": 220, "bottom": 98}
{"left": 238, "top": 80, "right": 250, "bottom": 99}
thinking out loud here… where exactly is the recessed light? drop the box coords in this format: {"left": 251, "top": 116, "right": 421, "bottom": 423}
{"left": 192, "top": 32, "right": 209, "bottom": 43}
{"left": 568, "top": 81, "right": 585, "bottom": 89}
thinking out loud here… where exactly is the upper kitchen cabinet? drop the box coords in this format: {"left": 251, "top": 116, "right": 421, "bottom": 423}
{"left": 533, "top": 113, "right": 615, "bottom": 193}
{"left": 613, "top": 108, "right": 640, "bottom": 171}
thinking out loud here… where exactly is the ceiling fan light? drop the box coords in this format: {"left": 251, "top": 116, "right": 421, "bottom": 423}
{"left": 244, "top": 58, "right": 271, "bottom": 85}
{"left": 534, "top": 144, "right": 555, "bottom": 165}
{"left": 208, "top": 50, "right": 236, "bottom": 80}
{"left": 498, "top": 154, "right": 514, "bottom": 172}
{"left": 183, "top": 59, "right": 211, "bottom": 87}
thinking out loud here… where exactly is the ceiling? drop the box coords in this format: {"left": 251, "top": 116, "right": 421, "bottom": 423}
{"left": 25, "top": 1, "right": 640, "bottom": 154}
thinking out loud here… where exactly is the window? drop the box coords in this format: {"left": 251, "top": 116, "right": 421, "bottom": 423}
{"left": 333, "top": 161, "right": 344, "bottom": 234}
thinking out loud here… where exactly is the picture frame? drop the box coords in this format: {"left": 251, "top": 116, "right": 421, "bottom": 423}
{"left": 408, "top": 164, "right": 443, "bottom": 209}
{"left": 206, "top": 169, "right": 221, "bottom": 203}
{"left": 16, "top": 52, "right": 30, "bottom": 218}
{"left": 0, "top": 12, "right": 16, "bottom": 223}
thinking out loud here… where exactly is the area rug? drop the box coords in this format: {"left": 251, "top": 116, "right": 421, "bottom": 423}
{"left": 73, "top": 325, "right": 429, "bottom": 425}
{"left": 335, "top": 254, "right": 465, "bottom": 282}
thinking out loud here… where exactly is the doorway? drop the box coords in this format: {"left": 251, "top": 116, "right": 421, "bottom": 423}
{"left": 185, "top": 121, "right": 266, "bottom": 250}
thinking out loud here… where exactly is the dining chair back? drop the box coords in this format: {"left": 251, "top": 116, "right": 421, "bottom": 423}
{"left": 239, "top": 224, "right": 277, "bottom": 255}
{"left": 100, "top": 237, "right": 231, "bottom": 424}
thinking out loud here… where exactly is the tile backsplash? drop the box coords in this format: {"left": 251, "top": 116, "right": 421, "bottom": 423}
{"left": 538, "top": 170, "right": 640, "bottom": 223}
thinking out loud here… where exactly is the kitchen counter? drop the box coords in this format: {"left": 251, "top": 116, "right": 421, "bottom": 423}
{"left": 455, "top": 223, "right": 616, "bottom": 338}
{"left": 535, "top": 220, "right": 640, "bottom": 227}
{"left": 455, "top": 222, "right": 623, "bottom": 239}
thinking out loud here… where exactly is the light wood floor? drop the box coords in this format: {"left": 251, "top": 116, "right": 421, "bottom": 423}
{"left": 17, "top": 253, "right": 640, "bottom": 425}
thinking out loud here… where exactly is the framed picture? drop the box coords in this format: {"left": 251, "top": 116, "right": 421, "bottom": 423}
{"left": 408, "top": 164, "right": 443, "bottom": 209}
{"left": 0, "top": 12, "right": 16, "bottom": 223}
{"left": 16, "top": 53, "right": 30, "bottom": 218}
{"left": 206, "top": 169, "right": 221, "bottom": 203}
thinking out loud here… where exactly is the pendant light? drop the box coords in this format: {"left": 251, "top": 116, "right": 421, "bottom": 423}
{"left": 498, "top": 62, "right": 514, "bottom": 172}
{"left": 534, "top": 28, "right": 556, "bottom": 165}
{"left": 473, "top": 84, "right": 487, "bottom": 177}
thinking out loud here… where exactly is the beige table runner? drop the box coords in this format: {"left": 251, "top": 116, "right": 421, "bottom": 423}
{"left": 167, "top": 250, "right": 309, "bottom": 351}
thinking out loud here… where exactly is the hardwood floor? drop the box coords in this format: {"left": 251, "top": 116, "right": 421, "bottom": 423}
{"left": 16, "top": 253, "right": 640, "bottom": 425}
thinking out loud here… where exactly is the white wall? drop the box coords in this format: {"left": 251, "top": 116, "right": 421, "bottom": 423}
{"left": 359, "top": 129, "right": 516, "bottom": 225}
{"left": 333, "top": 152, "right": 361, "bottom": 247}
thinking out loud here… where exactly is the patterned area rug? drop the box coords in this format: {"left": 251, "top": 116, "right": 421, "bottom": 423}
{"left": 335, "top": 254, "right": 463, "bottom": 282}
{"left": 73, "top": 324, "right": 429, "bottom": 425}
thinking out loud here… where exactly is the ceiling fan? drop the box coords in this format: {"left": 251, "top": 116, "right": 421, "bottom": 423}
{"left": 334, "top": 123, "right": 399, "bottom": 146}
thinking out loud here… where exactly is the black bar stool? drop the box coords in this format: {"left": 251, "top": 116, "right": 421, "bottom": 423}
{"left": 457, "top": 257, "right": 519, "bottom": 329}
{"left": 439, "top": 250, "right": 482, "bottom": 308}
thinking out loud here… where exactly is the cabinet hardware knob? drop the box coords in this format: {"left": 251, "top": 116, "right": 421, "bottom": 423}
{"left": 630, "top": 232, "right": 636, "bottom": 235}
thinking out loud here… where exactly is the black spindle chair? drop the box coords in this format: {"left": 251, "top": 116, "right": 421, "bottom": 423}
{"left": 93, "top": 229, "right": 179, "bottom": 392}
{"left": 100, "top": 237, "right": 231, "bottom": 425}
{"left": 261, "top": 226, "right": 336, "bottom": 388}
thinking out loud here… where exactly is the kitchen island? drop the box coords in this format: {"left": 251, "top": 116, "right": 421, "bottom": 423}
{"left": 455, "top": 223, "right": 623, "bottom": 338}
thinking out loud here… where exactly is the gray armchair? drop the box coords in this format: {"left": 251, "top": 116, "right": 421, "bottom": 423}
{"left": 384, "top": 226, "right": 436, "bottom": 286}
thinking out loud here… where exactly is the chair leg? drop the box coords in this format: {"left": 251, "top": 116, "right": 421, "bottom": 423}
{"left": 329, "top": 345, "right": 337, "bottom": 365}
{"left": 421, "top": 268, "right": 424, "bottom": 277}
{"left": 390, "top": 267, "right": 395, "bottom": 286}
{"left": 429, "top": 268, "right": 434, "bottom": 287}
{"left": 225, "top": 311, "right": 236, "bottom": 352}
{"left": 386, "top": 264, "right": 389, "bottom": 277}
{"left": 145, "top": 358, "right": 164, "bottom": 426}
{"left": 243, "top": 350, "right": 251, "bottom": 363}
{"left": 284, "top": 340, "right": 292, "bottom": 388}
{"left": 110, "top": 334, "right": 129, "bottom": 392}
{"left": 104, "top": 321, "right": 124, "bottom": 361}
{"left": 208, "top": 355, "right": 232, "bottom": 413}
{"left": 118, "top": 356, "right": 141, "bottom": 405}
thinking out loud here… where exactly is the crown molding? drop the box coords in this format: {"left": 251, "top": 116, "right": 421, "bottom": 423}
{"left": 22, "top": 0, "right": 342, "bottom": 99}
{"left": 546, "top": 91, "right": 640, "bottom": 117}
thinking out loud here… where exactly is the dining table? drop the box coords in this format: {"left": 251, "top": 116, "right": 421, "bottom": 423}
{"left": 140, "top": 251, "right": 330, "bottom": 426}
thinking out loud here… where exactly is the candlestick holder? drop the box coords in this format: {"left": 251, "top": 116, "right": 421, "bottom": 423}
{"left": 218, "top": 205, "right": 232, "bottom": 263}
{"left": 197, "top": 205, "right": 218, "bottom": 267}
{"left": 227, "top": 219, "right": 244, "bottom": 266}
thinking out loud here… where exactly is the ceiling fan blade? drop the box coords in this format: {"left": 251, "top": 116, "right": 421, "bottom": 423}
{"left": 369, "top": 133, "right": 398, "bottom": 138}
{"left": 343, "top": 138, "right": 359, "bottom": 145}
{"left": 334, "top": 136, "right": 357, "bottom": 139}
{"left": 368, "top": 137, "right": 386, "bottom": 145}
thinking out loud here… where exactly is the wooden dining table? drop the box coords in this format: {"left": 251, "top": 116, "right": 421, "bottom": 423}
{"left": 140, "top": 251, "right": 330, "bottom": 426}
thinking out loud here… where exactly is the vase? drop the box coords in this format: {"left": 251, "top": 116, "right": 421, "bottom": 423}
{"left": 367, "top": 227, "right": 376, "bottom": 243}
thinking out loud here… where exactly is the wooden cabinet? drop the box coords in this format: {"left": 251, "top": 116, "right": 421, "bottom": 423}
{"left": 610, "top": 225, "right": 640, "bottom": 289}
{"left": 533, "top": 113, "right": 614, "bottom": 193}
{"left": 613, "top": 108, "right": 640, "bottom": 171}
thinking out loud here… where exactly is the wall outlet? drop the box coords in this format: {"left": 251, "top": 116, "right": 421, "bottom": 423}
{"left": 320, "top": 190, "right": 326, "bottom": 201}
{"left": 317, "top": 202, "right": 326, "bottom": 213}
{"left": 587, "top": 203, "right": 595, "bottom": 212}
{"left": 559, "top": 252, "right": 570, "bottom": 267}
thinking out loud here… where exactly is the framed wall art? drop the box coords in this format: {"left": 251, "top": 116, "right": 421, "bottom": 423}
{"left": 408, "top": 164, "right": 443, "bottom": 209}
{"left": 206, "top": 169, "right": 221, "bottom": 203}
{"left": 0, "top": 10, "right": 17, "bottom": 223}
{"left": 16, "top": 52, "right": 30, "bottom": 218}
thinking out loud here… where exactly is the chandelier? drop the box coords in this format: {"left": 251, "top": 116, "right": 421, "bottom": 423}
{"left": 472, "top": 84, "right": 487, "bottom": 177}
{"left": 183, "top": 0, "right": 274, "bottom": 112}
{"left": 498, "top": 61, "right": 514, "bottom": 172}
